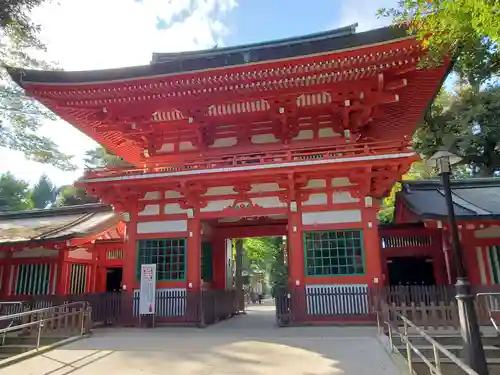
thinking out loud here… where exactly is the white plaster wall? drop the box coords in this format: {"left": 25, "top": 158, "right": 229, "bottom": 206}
{"left": 204, "top": 186, "right": 238, "bottom": 196}
{"left": 13, "top": 247, "right": 58, "bottom": 258}
{"left": 332, "top": 177, "right": 355, "bottom": 187}
{"left": 476, "top": 247, "right": 487, "bottom": 284}
{"left": 165, "top": 190, "right": 183, "bottom": 199}
{"left": 333, "top": 191, "right": 360, "bottom": 203}
{"left": 250, "top": 183, "right": 283, "bottom": 193}
{"left": 302, "top": 210, "right": 362, "bottom": 225}
{"left": 143, "top": 191, "right": 161, "bottom": 200}
{"left": 138, "top": 204, "right": 160, "bottom": 216}
{"left": 158, "top": 143, "right": 174, "bottom": 152}
{"left": 68, "top": 247, "right": 93, "bottom": 260}
{"left": 210, "top": 137, "right": 237, "bottom": 148}
{"left": 179, "top": 141, "right": 196, "bottom": 151}
{"left": 302, "top": 193, "right": 328, "bottom": 206}
{"left": 164, "top": 203, "right": 188, "bottom": 215}
{"left": 475, "top": 225, "right": 500, "bottom": 239}
{"left": 251, "top": 134, "right": 279, "bottom": 144}
{"left": 318, "top": 128, "right": 340, "bottom": 138}
{"left": 303, "top": 179, "right": 326, "bottom": 189}
{"left": 250, "top": 196, "right": 287, "bottom": 208}
{"left": 137, "top": 220, "right": 187, "bottom": 234}
{"left": 293, "top": 130, "right": 314, "bottom": 140}
{"left": 200, "top": 199, "right": 235, "bottom": 212}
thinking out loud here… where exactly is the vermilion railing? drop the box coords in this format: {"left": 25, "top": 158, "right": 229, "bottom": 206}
{"left": 84, "top": 139, "right": 413, "bottom": 179}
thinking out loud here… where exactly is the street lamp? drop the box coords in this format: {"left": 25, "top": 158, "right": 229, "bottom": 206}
{"left": 427, "top": 150, "right": 488, "bottom": 375}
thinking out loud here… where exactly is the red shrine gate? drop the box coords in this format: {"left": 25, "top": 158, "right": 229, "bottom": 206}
{"left": 7, "top": 25, "right": 449, "bottom": 323}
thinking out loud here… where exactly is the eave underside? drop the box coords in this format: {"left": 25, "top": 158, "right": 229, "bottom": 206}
{"left": 23, "top": 54, "right": 447, "bottom": 166}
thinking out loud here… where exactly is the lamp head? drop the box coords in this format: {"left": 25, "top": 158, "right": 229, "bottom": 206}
{"left": 426, "top": 149, "right": 462, "bottom": 173}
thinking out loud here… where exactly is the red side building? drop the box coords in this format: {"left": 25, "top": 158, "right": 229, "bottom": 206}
{"left": 394, "top": 179, "right": 500, "bottom": 287}
{"left": 0, "top": 204, "right": 124, "bottom": 298}
{"left": 7, "top": 25, "right": 450, "bottom": 319}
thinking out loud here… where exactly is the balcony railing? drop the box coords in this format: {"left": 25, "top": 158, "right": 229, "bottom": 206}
{"left": 84, "top": 139, "right": 412, "bottom": 180}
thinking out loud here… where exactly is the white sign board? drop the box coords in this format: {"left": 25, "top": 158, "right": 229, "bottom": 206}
{"left": 139, "top": 264, "right": 156, "bottom": 315}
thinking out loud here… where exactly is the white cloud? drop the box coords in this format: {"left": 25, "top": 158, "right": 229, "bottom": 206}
{"left": 0, "top": 0, "right": 237, "bottom": 186}
{"left": 336, "top": 0, "right": 397, "bottom": 32}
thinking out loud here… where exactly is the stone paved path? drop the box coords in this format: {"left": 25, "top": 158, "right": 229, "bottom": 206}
{"left": 0, "top": 301, "right": 402, "bottom": 375}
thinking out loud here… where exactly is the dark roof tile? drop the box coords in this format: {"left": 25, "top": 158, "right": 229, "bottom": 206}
{"left": 397, "top": 178, "right": 500, "bottom": 220}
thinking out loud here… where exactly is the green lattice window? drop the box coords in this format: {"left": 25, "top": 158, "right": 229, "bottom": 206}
{"left": 304, "top": 230, "right": 365, "bottom": 276}
{"left": 136, "top": 238, "right": 186, "bottom": 281}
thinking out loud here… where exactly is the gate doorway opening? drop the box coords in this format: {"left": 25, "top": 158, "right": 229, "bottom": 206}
{"left": 106, "top": 267, "right": 123, "bottom": 292}
{"left": 387, "top": 256, "right": 436, "bottom": 286}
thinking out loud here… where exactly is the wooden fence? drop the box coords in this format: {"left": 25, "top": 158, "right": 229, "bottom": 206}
{"left": 4, "top": 285, "right": 500, "bottom": 329}
{"left": 4, "top": 289, "right": 239, "bottom": 328}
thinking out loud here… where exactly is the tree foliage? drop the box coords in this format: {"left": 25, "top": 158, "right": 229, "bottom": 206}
{"left": 412, "top": 84, "right": 500, "bottom": 176}
{"left": 30, "top": 173, "right": 57, "bottom": 208}
{"left": 1, "top": 0, "right": 76, "bottom": 170}
{"left": 84, "top": 147, "right": 129, "bottom": 169}
{"left": 378, "top": 161, "right": 437, "bottom": 224}
{"left": 379, "top": 0, "right": 500, "bottom": 83}
{"left": 0, "top": 172, "right": 32, "bottom": 211}
{"left": 55, "top": 185, "right": 99, "bottom": 207}
{"left": 381, "top": 1, "right": 500, "bottom": 177}
{"left": 243, "top": 237, "right": 287, "bottom": 285}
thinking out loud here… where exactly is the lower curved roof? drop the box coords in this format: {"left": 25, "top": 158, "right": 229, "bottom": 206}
{"left": 0, "top": 204, "right": 119, "bottom": 244}
{"left": 397, "top": 179, "right": 500, "bottom": 221}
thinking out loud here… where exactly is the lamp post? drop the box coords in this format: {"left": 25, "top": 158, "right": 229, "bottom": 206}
{"left": 427, "top": 150, "right": 488, "bottom": 375}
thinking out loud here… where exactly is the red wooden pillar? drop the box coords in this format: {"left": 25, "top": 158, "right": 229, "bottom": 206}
{"left": 187, "top": 217, "right": 202, "bottom": 291}
{"left": 56, "top": 248, "right": 69, "bottom": 295}
{"left": 1, "top": 251, "right": 12, "bottom": 297}
{"left": 90, "top": 243, "right": 98, "bottom": 293}
{"left": 362, "top": 207, "right": 383, "bottom": 286}
{"left": 287, "top": 210, "right": 304, "bottom": 288}
{"left": 461, "top": 228, "right": 481, "bottom": 285}
{"left": 122, "top": 220, "right": 137, "bottom": 293}
{"left": 211, "top": 236, "right": 226, "bottom": 290}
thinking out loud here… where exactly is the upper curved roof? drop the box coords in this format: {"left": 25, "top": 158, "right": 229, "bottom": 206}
{"left": 7, "top": 25, "right": 409, "bottom": 87}
{"left": 397, "top": 178, "right": 500, "bottom": 221}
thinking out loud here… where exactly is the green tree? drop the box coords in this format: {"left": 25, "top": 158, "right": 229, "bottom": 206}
{"left": 379, "top": 1, "right": 500, "bottom": 81}
{"left": 1, "top": 0, "right": 76, "bottom": 170}
{"left": 378, "top": 161, "right": 437, "bottom": 224}
{"left": 30, "top": 174, "right": 57, "bottom": 208}
{"left": 55, "top": 185, "right": 99, "bottom": 207}
{"left": 243, "top": 237, "right": 287, "bottom": 285}
{"left": 0, "top": 172, "right": 32, "bottom": 211}
{"left": 380, "top": 2, "right": 500, "bottom": 170}
{"left": 84, "top": 147, "right": 130, "bottom": 169}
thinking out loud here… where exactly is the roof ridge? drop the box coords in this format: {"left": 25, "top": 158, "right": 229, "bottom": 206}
{"left": 151, "top": 24, "right": 358, "bottom": 63}
{"left": 0, "top": 203, "right": 111, "bottom": 220}
{"left": 37, "top": 212, "right": 96, "bottom": 241}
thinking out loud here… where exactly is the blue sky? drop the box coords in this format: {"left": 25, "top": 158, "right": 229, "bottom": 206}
{"left": 0, "top": 0, "right": 397, "bottom": 187}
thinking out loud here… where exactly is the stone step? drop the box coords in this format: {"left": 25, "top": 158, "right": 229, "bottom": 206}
{"left": 0, "top": 344, "right": 36, "bottom": 355}
{"left": 2, "top": 336, "right": 67, "bottom": 346}
{"left": 412, "top": 361, "right": 500, "bottom": 375}
{"left": 396, "top": 344, "right": 500, "bottom": 360}
{"left": 391, "top": 334, "right": 500, "bottom": 347}
{"left": 0, "top": 353, "right": 12, "bottom": 361}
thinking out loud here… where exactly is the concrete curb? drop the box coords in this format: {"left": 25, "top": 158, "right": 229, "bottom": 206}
{"left": 0, "top": 334, "right": 90, "bottom": 369}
